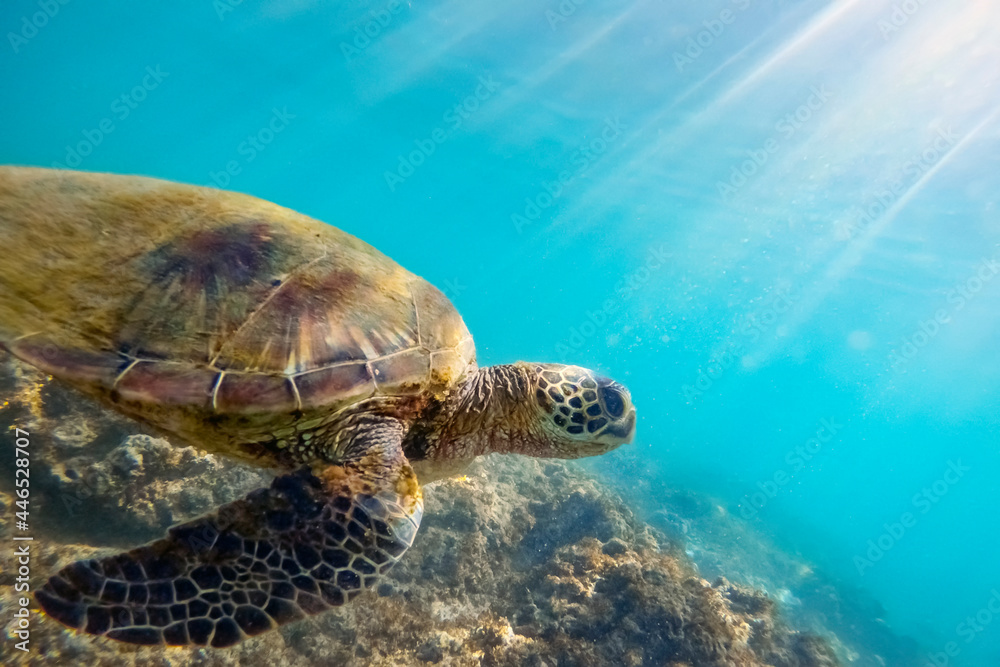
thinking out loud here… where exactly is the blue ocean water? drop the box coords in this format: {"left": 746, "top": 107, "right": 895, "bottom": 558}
{"left": 2, "top": 0, "right": 998, "bottom": 664}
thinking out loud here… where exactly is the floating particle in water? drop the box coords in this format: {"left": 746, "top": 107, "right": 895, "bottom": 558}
{"left": 847, "top": 330, "right": 873, "bottom": 351}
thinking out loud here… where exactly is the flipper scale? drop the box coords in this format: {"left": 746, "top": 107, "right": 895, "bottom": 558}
{"left": 37, "top": 461, "right": 421, "bottom": 647}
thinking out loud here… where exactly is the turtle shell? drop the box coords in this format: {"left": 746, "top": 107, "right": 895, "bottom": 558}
{"left": 0, "top": 167, "right": 476, "bottom": 463}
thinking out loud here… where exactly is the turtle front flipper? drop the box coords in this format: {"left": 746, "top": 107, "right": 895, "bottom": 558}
{"left": 35, "top": 423, "right": 422, "bottom": 648}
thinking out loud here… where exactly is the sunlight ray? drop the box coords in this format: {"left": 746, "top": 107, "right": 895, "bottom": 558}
{"left": 710, "top": 0, "right": 869, "bottom": 110}
{"left": 487, "top": 2, "right": 646, "bottom": 122}
{"left": 539, "top": 0, "right": 869, "bottom": 240}
{"left": 825, "top": 104, "right": 1000, "bottom": 285}
{"left": 367, "top": 0, "right": 509, "bottom": 102}
{"left": 742, "top": 103, "right": 1000, "bottom": 370}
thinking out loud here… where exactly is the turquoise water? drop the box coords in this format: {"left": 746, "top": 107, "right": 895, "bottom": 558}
{"left": 2, "top": 0, "right": 999, "bottom": 664}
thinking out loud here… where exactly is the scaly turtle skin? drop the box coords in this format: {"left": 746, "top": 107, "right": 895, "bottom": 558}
{"left": 0, "top": 166, "right": 637, "bottom": 649}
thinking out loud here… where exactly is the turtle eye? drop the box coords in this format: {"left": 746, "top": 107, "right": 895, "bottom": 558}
{"left": 599, "top": 385, "right": 627, "bottom": 419}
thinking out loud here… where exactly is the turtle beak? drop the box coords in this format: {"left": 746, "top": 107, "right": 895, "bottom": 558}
{"left": 606, "top": 407, "right": 636, "bottom": 444}
{"left": 623, "top": 408, "right": 637, "bottom": 443}
{"left": 594, "top": 377, "right": 636, "bottom": 446}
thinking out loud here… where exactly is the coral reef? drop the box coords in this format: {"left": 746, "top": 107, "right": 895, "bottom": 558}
{"left": 0, "top": 353, "right": 838, "bottom": 666}
{"left": 615, "top": 464, "right": 926, "bottom": 666}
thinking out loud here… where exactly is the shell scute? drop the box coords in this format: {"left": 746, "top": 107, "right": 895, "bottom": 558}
{"left": 8, "top": 339, "right": 125, "bottom": 387}
{"left": 429, "top": 350, "right": 464, "bottom": 387}
{"left": 293, "top": 363, "right": 375, "bottom": 411}
{"left": 115, "top": 362, "right": 216, "bottom": 408}
{"left": 119, "top": 223, "right": 286, "bottom": 365}
{"left": 371, "top": 349, "right": 430, "bottom": 395}
{"left": 214, "top": 373, "right": 297, "bottom": 414}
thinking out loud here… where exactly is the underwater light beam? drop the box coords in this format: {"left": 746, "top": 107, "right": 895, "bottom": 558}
{"left": 548, "top": 0, "right": 870, "bottom": 234}
{"left": 535, "top": 32, "right": 777, "bottom": 241}
{"left": 489, "top": 2, "right": 644, "bottom": 122}
{"left": 826, "top": 103, "right": 1000, "bottom": 284}
{"left": 710, "top": 0, "right": 868, "bottom": 111}
{"left": 668, "top": 31, "right": 774, "bottom": 111}
{"left": 368, "top": 0, "right": 508, "bottom": 102}
{"left": 742, "top": 103, "right": 1000, "bottom": 372}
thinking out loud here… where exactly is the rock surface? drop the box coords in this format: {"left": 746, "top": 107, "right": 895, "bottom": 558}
{"left": 0, "top": 353, "right": 839, "bottom": 666}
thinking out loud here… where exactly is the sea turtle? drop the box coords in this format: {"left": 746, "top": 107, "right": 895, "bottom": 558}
{"left": 0, "top": 166, "right": 636, "bottom": 648}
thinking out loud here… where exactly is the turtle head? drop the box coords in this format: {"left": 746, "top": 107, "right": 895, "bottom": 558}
{"left": 521, "top": 362, "right": 636, "bottom": 457}
{"left": 437, "top": 362, "right": 635, "bottom": 463}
